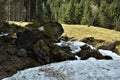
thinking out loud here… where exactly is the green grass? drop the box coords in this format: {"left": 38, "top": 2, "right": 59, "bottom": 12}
{"left": 62, "top": 24, "right": 120, "bottom": 42}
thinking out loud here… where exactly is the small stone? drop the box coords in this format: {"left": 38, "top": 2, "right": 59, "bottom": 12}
{"left": 17, "top": 48, "right": 27, "bottom": 57}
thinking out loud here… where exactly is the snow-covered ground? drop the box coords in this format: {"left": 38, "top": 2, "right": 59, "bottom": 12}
{"left": 3, "top": 41, "right": 120, "bottom": 80}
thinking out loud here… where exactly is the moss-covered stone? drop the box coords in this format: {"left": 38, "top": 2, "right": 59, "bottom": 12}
{"left": 76, "top": 45, "right": 112, "bottom": 60}
{"left": 26, "top": 21, "right": 64, "bottom": 42}
{"left": 51, "top": 45, "right": 75, "bottom": 62}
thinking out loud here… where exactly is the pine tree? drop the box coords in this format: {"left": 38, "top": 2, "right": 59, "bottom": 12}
{"left": 74, "top": 2, "right": 84, "bottom": 24}
{"left": 99, "top": 1, "right": 112, "bottom": 28}
{"left": 81, "top": 0, "right": 92, "bottom": 26}
{"left": 109, "top": 0, "right": 120, "bottom": 30}
{"left": 63, "top": 0, "right": 75, "bottom": 24}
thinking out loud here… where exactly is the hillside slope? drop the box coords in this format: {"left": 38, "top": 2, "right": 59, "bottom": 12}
{"left": 62, "top": 24, "right": 120, "bottom": 42}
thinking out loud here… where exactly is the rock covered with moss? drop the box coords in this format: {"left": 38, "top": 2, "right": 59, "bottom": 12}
{"left": 0, "top": 21, "right": 66, "bottom": 79}
{"left": 16, "top": 20, "right": 68, "bottom": 64}
{"left": 76, "top": 45, "right": 112, "bottom": 60}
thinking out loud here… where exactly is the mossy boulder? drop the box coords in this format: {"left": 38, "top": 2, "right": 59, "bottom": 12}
{"left": 33, "top": 40, "right": 75, "bottom": 64}
{"left": 43, "top": 21, "right": 64, "bottom": 41}
{"left": 51, "top": 45, "right": 75, "bottom": 62}
{"left": 98, "top": 41, "right": 120, "bottom": 52}
{"left": 0, "top": 21, "right": 72, "bottom": 79}
{"left": 26, "top": 21, "right": 64, "bottom": 42}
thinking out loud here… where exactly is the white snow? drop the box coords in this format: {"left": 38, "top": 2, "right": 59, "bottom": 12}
{"left": 75, "top": 55, "right": 81, "bottom": 60}
{"left": 38, "top": 26, "right": 44, "bottom": 31}
{"left": 0, "top": 32, "right": 9, "bottom": 37}
{"left": 55, "top": 41, "right": 86, "bottom": 53}
{"left": 3, "top": 59, "right": 120, "bottom": 80}
{"left": 99, "top": 49, "right": 120, "bottom": 60}
{"left": 2, "top": 41, "right": 120, "bottom": 80}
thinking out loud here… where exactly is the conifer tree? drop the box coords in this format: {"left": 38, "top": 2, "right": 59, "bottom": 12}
{"left": 63, "top": 0, "right": 75, "bottom": 24}
{"left": 109, "top": 0, "right": 120, "bottom": 30}
{"left": 99, "top": 1, "right": 111, "bottom": 28}
{"left": 74, "top": 2, "right": 84, "bottom": 24}
{"left": 81, "top": 0, "right": 92, "bottom": 26}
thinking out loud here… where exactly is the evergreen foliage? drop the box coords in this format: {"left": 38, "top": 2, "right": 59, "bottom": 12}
{"left": 0, "top": 0, "right": 6, "bottom": 22}
{"left": 0, "top": 0, "right": 120, "bottom": 30}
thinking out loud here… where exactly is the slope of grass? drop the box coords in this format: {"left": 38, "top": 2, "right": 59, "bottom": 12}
{"left": 62, "top": 24, "right": 120, "bottom": 42}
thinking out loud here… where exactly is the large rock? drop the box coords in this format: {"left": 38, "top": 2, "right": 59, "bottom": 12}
{"left": 17, "top": 48, "right": 27, "bottom": 57}
{"left": 26, "top": 21, "right": 64, "bottom": 42}
{"left": 33, "top": 40, "right": 75, "bottom": 64}
{"left": 76, "top": 45, "right": 112, "bottom": 60}
{"left": 16, "top": 29, "right": 36, "bottom": 50}
{"left": 0, "top": 21, "right": 73, "bottom": 79}
{"left": 51, "top": 45, "right": 75, "bottom": 62}
{"left": 98, "top": 41, "right": 120, "bottom": 52}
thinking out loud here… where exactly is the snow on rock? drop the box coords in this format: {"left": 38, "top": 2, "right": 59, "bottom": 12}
{"left": 38, "top": 26, "right": 44, "bottom": 31}
{"left": 3, "top": 59, "right": 120, "bottom": 80}
{"left": 99, "top": 49, "right": 120, "bottom": 60}
{"left": 3, "top": 41, "right": 120, "bottom": 80}
{"left": 55, "top": 41, "right": 86, "bottom": 53}
{"left": 0, "top": 32, "right": 9, "bottom": 37}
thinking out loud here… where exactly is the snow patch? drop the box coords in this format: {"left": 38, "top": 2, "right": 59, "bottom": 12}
{"left": 2, "top": 41, "right": 120, "bottom": 80}
{"left": 99, "top": 49, "right": 120, "bottom": 60}
{"left": 55, "top": 41, "right": 97, "bottom": 54}
{"left": 38, "top": 26, "right": 44, "bottom": 31}
{"left": 3, "top": 60, "right": 120, "bottom": 80}
{"left": 75, "top": 55, "right": 81, "bottom": 60}
{"left": 0, "top": 32, "right": 9, "bottom": 37}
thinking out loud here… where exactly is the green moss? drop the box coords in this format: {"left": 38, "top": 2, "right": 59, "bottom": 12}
{"left": 43, "top": 21, "right": 57, "bottom": 40}
{"left": 27, "top": 21, "right": 57, "bottom": 41}
{"left": 39, "top": 39, "right": 50, "bottom": 55}
{"left": 34, "top": 39, "right": 49, "bottom": 52}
